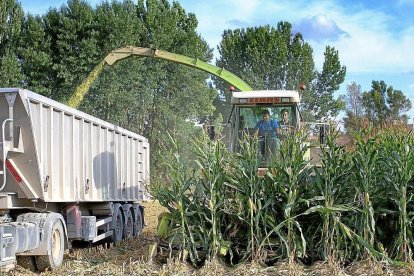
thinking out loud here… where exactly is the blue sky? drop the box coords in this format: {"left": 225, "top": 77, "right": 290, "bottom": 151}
{"left": 20, "top": 0, "right": 414, "bottom": 121}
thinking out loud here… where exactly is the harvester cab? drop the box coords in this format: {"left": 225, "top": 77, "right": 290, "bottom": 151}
{"left": 224, "top": 90, "right": 303, "bottom": 166}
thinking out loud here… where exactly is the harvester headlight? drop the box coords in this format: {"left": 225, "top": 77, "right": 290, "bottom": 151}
{"left": 281, "top": 97, "right": 290, "bottom": 103}
{"left": 239, "top": 98, "right": 248, "bottom": 104}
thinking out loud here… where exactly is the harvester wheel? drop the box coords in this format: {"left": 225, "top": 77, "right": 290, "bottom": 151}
{"left": 35, "top": 220, "right": 65, "bottom": 271}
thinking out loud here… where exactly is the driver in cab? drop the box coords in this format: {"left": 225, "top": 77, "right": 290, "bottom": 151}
{"left": 279, "top": 108, "right": 294, "bottom": 139}
{"left": 255, "top": 110, "right": 280, "bottom": 164}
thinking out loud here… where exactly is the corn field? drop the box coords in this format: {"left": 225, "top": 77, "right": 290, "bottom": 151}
{"left": 151, "top": 126, "right": 414, "bottom": 268}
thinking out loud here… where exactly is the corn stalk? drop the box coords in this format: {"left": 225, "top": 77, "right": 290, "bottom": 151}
{"left": 380, "top": 130, "right": 414, "bottom": 262}
{"left": 264, "top": 130, "right": 310, "bottom": 260}
{"left": 351, "top": 133, "right": 380, "bottom": 255}
{"left": 307, "top": 132, "right": 357, "bottom": 261}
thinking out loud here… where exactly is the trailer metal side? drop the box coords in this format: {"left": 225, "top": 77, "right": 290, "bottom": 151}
{"left": 0, "top": 88, "right": 149, "bottom": 205}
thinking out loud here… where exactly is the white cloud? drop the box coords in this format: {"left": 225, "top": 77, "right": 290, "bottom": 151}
{"left": 296, "top": 3, "right": 414, "bottom": 74}
{"left": 293, "top": 15, "right": 348, "bottom": 41}
{"left": 410, "top": 84, "right": 414, "bottom": 91}
{"left": 335, "top": 26, "right": 414, "bottom": 74}
{"left": 187, "top": 0, "right": 414, "bottom": 74}
{"left": 181, "top": 0, "right": 260, "bottom": 57}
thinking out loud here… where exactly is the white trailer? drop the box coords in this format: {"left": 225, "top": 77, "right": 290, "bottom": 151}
{"left": 0, "top": 88, "right": 150, "bottom": 270}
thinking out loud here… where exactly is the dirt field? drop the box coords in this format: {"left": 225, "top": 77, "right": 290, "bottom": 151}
{"left": 12, "top": 200, "right": 414, "bottom": 275}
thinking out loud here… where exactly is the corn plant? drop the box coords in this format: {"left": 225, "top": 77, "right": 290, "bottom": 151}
{"left": 224, "top": 135, "right": 265, "bottom": 261}
{"left": 150, "top": 135, "right": 200, "bottom": 263}
{"left": 303, "top": 131, "right": 365, "bottom": 263}
{"left": 151, "top": 125, "right": 414, "bottom": 267}
{"left": 350, "top": 133, "right": 381, "bottom": 255}
{"left": 259, "top": 130, "right": 311, "bottom": 261}
{"left": 192, "top": 136, "right": 233, "bottom": 260}
{"left": 379, "top": 129, "right": 414, "bottom": 261}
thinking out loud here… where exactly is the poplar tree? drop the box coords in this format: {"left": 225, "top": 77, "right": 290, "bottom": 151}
{"left": 215, "top": 22, "right": 346, "bottom": 121}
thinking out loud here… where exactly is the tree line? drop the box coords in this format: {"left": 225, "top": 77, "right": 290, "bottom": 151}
{"left": 0, "top": 0, "right": 410, "bottom": 174}
{"left": 344, "top": 80, "right": 411, "bottom": 131}
{"left": 1, "top": 0, "right": 216, "bottom": 174}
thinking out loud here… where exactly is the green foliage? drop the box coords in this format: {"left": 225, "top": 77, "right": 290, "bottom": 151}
{"left": 362, "top": 80, "right": 411, "bottom": 124}
{"left": 305, "top": 134, "right": 357, "bottom": 261}
{"left": 152, "top": 131, "right": 315, "bottom": 265}
{"left": 214, "top": 22, "right": 314, "bottom": 119}
{"left": 379, "top": 129, "right": 414, "bottom": 261}
{"left": 17, "top": 14, "right": 53, "bottom": 96}
{"left": 95, "top": 0, "right": 143, "bottom": 53}
{"left": 265, "top": 131, "right": 311, "bottom": 260}
{"left": 42, "top": 0, "right": 101, "bottom": 101}
{"left": 153, "top": 126, "right": 414, "bottom": 267}
{"left": 307, "top": 46, "right": 346, "bottom": 120}
{"left": 351, "top": 135, "right": 380, "bottom": 249}
{"left": 82, "top": 0, "right": 214, "bottom": 174}
{"left": 345, "top": 80, "right": 411, "bottom": 131}
{"left": 0, "top": 47, "right": 24, "bottom": 86}
{"left": 0, "top": 0, "right": 23, "bottom": 51}
{"left": 214, "top": 23, "right": 346, "bottom": 121}
{"left": 343, "top": 110, "right": 367, "bottom": 133}
{"left": 0, "top": 0, "right": 24, "bottom": 86}
{"left": 387, "top": 89, "right": 412, "bottom": 122}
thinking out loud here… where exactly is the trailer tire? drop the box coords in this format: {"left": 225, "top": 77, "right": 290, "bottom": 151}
{"left": 124, "top": 210, "right": 134, "bottom": 239}
{"left": 112, "top": 209, "right": 124, "bottom": 244}
{"left": 35, "top": 220, "right": 65, "bottom": 271}
{"left": 16, "top": 256, "right": 37, "bottom": 271}
{"left": 134, "top": 208, "right": 143, "bottom": 237}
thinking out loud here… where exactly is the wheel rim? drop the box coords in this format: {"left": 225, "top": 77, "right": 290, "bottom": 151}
{"left": 51, "top": 227, "right": 62, "bottom": 260}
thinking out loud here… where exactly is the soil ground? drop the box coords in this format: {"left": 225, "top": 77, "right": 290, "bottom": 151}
{"left": 12, "top": 201, "right": 414, "bottom": 276}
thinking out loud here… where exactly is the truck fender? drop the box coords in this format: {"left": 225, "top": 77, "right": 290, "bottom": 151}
{"left": 16, "top": 213, "right": 68, "bottom": 256}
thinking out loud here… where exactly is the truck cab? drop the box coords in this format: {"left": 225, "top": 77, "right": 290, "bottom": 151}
{"left": 225, "top": 90, "right": 302, "bottom": 165}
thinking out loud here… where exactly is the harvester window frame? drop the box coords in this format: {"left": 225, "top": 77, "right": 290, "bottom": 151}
{"left": 238, "top": 105, "right": 298, "bottom": 130}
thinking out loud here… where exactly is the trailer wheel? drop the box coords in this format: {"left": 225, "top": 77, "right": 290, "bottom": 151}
{"left": 16, "top": 256, "right": 36, "bottom": 271}
{"left": 124, "top": 210, "right": 134, "bottom": 239}
{"left": 112, "top": 209, "right": 124, "bottom": 244}
{"left": 35, "top": 220, "right": 65, "bottom": 271}
{"left": 134, "top": 208, "right": 143, "bottom": 237}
